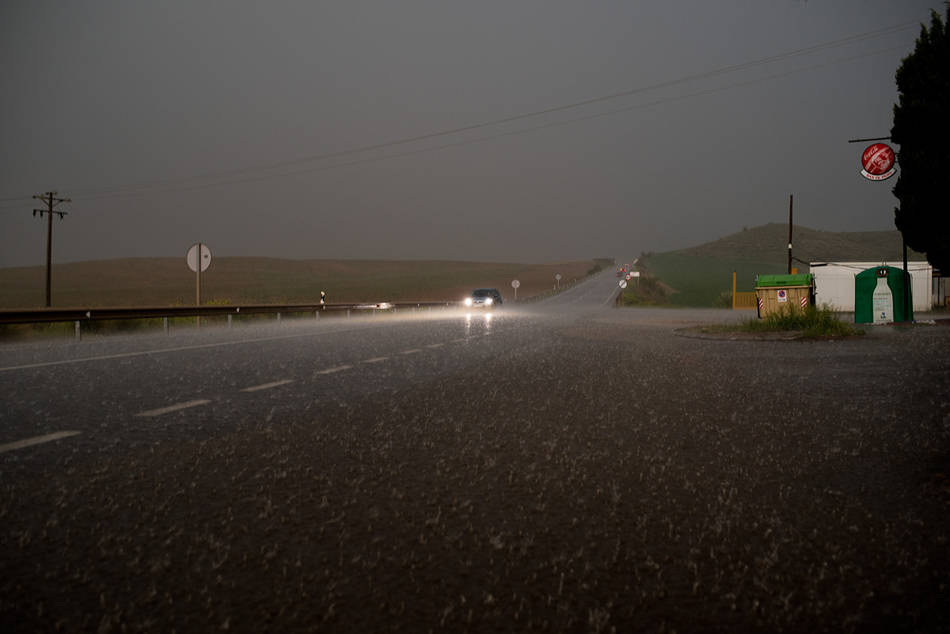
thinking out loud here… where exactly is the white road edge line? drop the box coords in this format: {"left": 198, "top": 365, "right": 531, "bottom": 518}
{"left": 362, "top": 356, "right": 389, "bottom": 364}
{"left": 241, "top": 379, "right": 294, "bottom": 393}
{"left": 425, "top": 343, "right": 444, "bottom": 348}
{"left": 135, "top": 399, "right": 211, "bottom": 418}
{"left": 0, "top": 325, "right": 379, "bottom": 373}
{"left": 315, "top": 364, "right": 352, "bottom": 375}
{"left": 400, "top": 349, "right": 422, "bottom": 355}
{"left": 0, "top": 431, "right": 81, "bottom": 454}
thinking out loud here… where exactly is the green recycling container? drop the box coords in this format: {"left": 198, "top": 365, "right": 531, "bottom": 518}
{"left": 754, "top": 273, "right": 815, "bottom": 318}
{"left": 854, "top": 265, "right": 913, "bottom": 324}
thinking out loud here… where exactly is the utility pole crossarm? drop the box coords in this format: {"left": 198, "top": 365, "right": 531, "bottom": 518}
{"left": 32, "top": 208, "right": 69, "bottom": 219}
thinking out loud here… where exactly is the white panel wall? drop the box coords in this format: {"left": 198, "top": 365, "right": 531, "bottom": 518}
{"left": 809, "top": 261, "right": 932, "bottom": 312}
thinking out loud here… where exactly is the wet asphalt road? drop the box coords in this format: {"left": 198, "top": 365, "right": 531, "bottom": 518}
{"left": 1, "top": 271, "right": 948, "bottom": 632}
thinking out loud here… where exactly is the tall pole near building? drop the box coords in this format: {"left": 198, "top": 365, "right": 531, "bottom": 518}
{"left": 32, "top": 192, "right": 70, "bottom": 307}
{"left": 787, "top": 194, "right": 793, "bottom": 274}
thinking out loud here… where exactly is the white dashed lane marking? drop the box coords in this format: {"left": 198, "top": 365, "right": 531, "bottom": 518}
{"left": 0, "top": 431, "right": 81, "bottom": 454}
{"left": 1, "top": 329, "right": 506, "bottom": 452}
{"left": 241, "top": 379, "right": 294, "bottom": 393}
{"left": 314, "top": 364, "right": 352, "bottom": 375}
{"left": 135, "top": 399, "right": 211, "bottom": 418}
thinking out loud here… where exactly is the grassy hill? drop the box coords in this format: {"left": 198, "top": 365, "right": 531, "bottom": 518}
{"left": 0, "top": 258, "right": 608, "bottom": 309}
{"left": 640, "top": 224, "right": 925, "bottom": 307}
{"left": 671, "top": 223, "right": 920, "bottom": 263}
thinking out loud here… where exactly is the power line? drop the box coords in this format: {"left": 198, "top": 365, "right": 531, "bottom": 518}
{"left": 1, "top": 20, "right": 919, "bottom": 203}
{"left": 56, "top": 44, "right": 903, "bottom": 200}
{"left": 82, "top": 21, "right": 919, "bottom": 200}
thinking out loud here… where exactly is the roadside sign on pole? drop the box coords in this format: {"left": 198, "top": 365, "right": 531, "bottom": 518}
{"left": 619, "top": 280, "right": 627, "bottom": 289}
{"left": 186, "top": 243, "right": 212, "bottom": 272}
{"left": 511, "top": 279, "right": 520, "bottom": 300}
{"left": 186, "top": 243, "right": 212, "bottom": 324}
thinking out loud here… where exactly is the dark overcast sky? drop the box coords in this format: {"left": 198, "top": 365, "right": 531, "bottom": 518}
{"left": 0, "top": 0, "right": 939, "bottom": 267}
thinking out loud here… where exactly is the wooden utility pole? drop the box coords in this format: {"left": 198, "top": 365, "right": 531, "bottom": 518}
{"left": 32, "top": 192, "right": 70, "bottom": 307}
{"left": 787, "top": 194, "right": 793, "bottom": 274}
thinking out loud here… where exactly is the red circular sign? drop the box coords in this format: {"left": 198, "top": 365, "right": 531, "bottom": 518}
{"left": 861, "top": 143, "right": 895, "bottom": 176}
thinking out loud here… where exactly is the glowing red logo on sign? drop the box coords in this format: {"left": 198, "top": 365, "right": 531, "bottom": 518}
{"left": 861, "top": 143, "right": 896, "bottom": 181}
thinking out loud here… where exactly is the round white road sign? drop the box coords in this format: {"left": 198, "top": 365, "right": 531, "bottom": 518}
{"left": 619, "top": 280, "right": 627, "bottom": 289}
{"left": 511, "top": 280, "right": 520, "bottom": 289}
{"left": 555, "top": 274, "right": 561, "bottom": 281}
{"left": 186, "top": 243, "right": 212, "bottom": 273}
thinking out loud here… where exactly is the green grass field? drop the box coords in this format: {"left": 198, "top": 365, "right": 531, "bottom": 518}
{"left": 638, "top": 224, "right": 921, "bottom": 307}
{"left": 641, "top": 253, "right": 776, "bottom": 307}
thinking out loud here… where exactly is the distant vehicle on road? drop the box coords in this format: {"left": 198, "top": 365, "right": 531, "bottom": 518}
{"left": 464, "top": 288, "right": 502, "bottom": 308}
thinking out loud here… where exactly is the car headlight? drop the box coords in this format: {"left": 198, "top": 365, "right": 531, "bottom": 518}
{"left": 485, "top": 297, "right": 493, "bottom": 305}
{"left": 464, "top": 297, "right": 473, "bottom": 306}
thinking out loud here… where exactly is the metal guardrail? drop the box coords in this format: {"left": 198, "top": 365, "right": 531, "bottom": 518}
{"left": 0, "top": 301, "right": 457, "bottom": 326}
{"left": 0, "top": 268, "right": 611, "bottom": 326}
{"left": 0, "top": 269, "right": 613, "bottom": 336}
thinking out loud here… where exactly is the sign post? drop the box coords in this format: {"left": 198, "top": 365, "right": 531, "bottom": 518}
{"left": 186, "top": 243, "right": 212, "bottom": 327}
{"left": 511, "top": 279, "right": 520, "bottom": 301}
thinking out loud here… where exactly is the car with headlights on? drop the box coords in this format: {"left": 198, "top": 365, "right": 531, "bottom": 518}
{"left": 464, "top": 288, "right": 503, "bottom": 309}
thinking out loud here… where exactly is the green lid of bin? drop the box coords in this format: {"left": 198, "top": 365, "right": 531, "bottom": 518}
{"left": 754, "top": 273, "right": 813, "bottom": 288}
